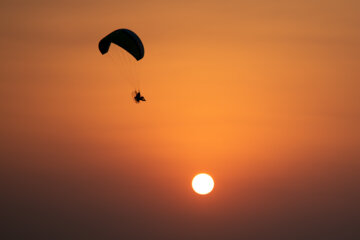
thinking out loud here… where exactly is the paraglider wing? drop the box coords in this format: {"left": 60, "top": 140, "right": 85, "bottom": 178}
{"left": 98, "top": 29, "right": 144, "bottom": 61}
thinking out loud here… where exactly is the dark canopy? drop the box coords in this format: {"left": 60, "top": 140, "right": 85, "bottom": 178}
{"left": 98, "top": 29, "right": 144, "bottom": 61}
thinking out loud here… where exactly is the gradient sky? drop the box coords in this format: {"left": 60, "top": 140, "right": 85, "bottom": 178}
{"left": 1, "top": 0, "right": 359, "bottom": 239}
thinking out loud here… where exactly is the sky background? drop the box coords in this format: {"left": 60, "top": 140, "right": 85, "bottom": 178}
{"left": 1, "top": 0, "right": 359, "bottom": 239}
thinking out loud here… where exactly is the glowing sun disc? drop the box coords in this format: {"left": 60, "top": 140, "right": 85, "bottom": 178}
{"left": 192, "top": 173, "right": 214, "bottom": 195}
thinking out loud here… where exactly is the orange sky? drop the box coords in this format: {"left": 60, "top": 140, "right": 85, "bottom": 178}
{"left": 1, "top": 0, "right": 360, "bottom": 239}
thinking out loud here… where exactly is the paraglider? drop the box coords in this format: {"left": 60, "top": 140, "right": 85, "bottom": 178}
{"left": 133, "top": 90, "right": 146, "bottom": 103}
{"left": 99, "top": 28, "right": 146, "bottom": 103}
{"left": 98, "top": 29, "right": 144, "bottom": 60}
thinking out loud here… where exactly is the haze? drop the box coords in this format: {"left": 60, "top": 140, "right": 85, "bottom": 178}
{"left": 1, "top": 0, "right": 359, "bottom": 239}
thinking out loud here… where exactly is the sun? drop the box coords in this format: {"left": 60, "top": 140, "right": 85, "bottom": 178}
{"left": 192, "top": 173, "right": 214, "bottom": 195}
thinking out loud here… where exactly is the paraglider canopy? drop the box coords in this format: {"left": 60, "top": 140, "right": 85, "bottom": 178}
{"left": 98, "top": 29, "right": 144, "bottom": 61}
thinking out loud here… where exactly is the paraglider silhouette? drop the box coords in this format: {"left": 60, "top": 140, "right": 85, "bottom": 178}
{"left": 99, "top": 29, "right": 146, "bottom": 103}
{"left": 99, "top": 29, "right": 144, "bottom": 60}
{"left": 133, "top": 90, "right": 146, "bottom": 103}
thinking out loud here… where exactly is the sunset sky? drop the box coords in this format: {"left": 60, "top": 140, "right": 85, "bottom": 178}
{"left": 1, "top": 0, "right": 359, "bottom": 239}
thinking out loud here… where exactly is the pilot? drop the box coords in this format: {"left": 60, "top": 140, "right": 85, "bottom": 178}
{"left": 134, "top": 91, "right": 146, "bottom": 103}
